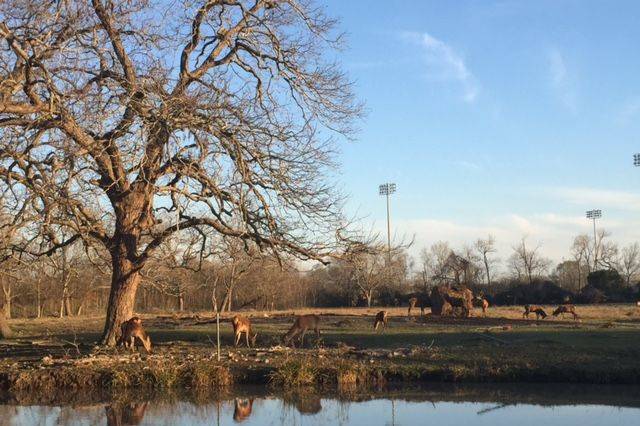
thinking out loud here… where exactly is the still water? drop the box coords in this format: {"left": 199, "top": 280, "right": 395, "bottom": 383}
{"left": 1, "top": 384, "right": 639, "bottom": 426}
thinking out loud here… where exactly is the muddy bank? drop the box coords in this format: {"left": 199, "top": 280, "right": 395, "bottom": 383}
{"left": 0, "top": 342, "right": 639, "bottom": 400}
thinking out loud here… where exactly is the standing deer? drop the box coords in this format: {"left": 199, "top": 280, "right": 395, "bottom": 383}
{"left": 282, "top": 314, "right": 321, "bottom": 348}
{"left": 552, "top": 304, "right": 579, "bottom": 320}
{"left": 232, "top": 315, "right": 258, "bottom": 348}
{"left": 523, "top": 305, "right": 547, "bottom": 320}
{"left": 407, "top": 296, "right": 427, "bottom": 316}
{"left": 373, "top": 310, "right": 388, "bottom": 331}
{"left": 474, "top": 296, "right": 490, "bottom": 316}
{"left": 117, "top": 317, "right": 152, "bottom": 353}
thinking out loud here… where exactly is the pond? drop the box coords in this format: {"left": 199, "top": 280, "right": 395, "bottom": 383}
{"left": 1, "top": 383, "right": 639, "bottom": 425}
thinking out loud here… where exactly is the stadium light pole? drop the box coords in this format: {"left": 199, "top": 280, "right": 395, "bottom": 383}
{"left": 634, "top": 153, "right": 640, "bottom": 167}
{"left": 379, "top": 183, "right": 396, "bottom": 263}
{"left": 586, "top": 209, "right": 602, "bottom": 268}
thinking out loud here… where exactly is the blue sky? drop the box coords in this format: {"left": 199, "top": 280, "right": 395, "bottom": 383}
{"left": 323, "top": 0, "right": 640, "bottom": 265}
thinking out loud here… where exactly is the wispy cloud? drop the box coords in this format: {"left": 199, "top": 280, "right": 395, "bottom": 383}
{"left": 402, "top": 31, "right": 479, "bottom": 103}
{"left": 546, "top": 186, "right": 640, "bottom": 211}
{"left": 548, "top": 47, "right": 577, "bottom": 113}
{"left": 369, "top": 211, "right": 640, "bottom": 271}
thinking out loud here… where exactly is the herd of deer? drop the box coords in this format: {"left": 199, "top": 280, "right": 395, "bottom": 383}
{"left": 116, "top": 297, "right": 589, "bottom": 353}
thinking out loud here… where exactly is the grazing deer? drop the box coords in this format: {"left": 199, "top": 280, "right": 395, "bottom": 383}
{"left": 282, "top": 314, "right": 321, "bottom": 348}
{"left": 373, "top": 310, "right": 388, "bottom": 331}
{"left": 523, "top": 305, "right": 547, "bottom": 320}
{"left": 232, "top": 315, "right": 258, "bottom": 348}
{"left": 233, "top": 398, "right": 253, "bottom": 422}
{"left": 552, "top": 304, "right": 579, "bottom": 320}
{"left": 117, "top": 317, "right": 152, "bottom": 353}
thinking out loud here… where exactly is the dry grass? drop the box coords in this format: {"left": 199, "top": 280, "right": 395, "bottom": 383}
{"left": 1, "top": 304, "right": 639, "bottom": 392}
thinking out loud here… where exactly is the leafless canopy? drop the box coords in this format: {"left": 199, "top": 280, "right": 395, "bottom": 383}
{"left": 0, "top": 0, "right": 362, "bottom": 343}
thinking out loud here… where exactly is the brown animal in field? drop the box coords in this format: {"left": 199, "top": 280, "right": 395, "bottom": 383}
{"left": 232, "top": 315, "right": 258, "bottom": 348}
{"left": 407, "top": 297, "right": 425, "bottom": 316}
{"left": 553, "top": 304, "right": 579, "bottom": 320}
{"left": 233, "top": 398, "right": 253, "bottom": 422}
{"left": 373, "top": 310, "right": 388, "bottom": 331}
{"left": 523, "top": 305, "right": 547, "bottom": 320}
{"left": 117, "top": 317, "right": 152, "bottom": 353}
{"left": 473, "top": 296, "right": 490, "bottom": 315}
{"left": 282, "top": 314, "right": 321, "bottom": 347}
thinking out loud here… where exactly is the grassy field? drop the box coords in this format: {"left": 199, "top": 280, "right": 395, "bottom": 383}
{"left": 0, "top": 304, "right": 639, "bottom": 396}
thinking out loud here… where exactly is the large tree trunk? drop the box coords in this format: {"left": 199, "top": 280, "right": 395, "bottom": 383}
{"left": 100, "top": 238, "right": 143, "bottom": 345}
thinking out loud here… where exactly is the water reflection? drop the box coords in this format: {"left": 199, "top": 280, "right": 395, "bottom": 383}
{"left": 233, "top": 398, "right": 253, "bottom": 422}
{"left": 284, "top": 393, "right": 323, "bottom": 415}
{"left": 1, "top": 384, "right": 640, "bottom": 425}
{"left": 106, "top": 401, "right": 148, "bottom": 425}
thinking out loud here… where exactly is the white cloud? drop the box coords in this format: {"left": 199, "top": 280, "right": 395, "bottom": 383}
{"left": 402, "top": 31, "right": 479, "bottom": 103}
{"left": 548, "top": 47, "right": 577, "bottom": 113}
{"left": 546, "top": 186, "right": 640, "bottom": 211}
{"left": 366, "top": 211, "right": 640, "bottom": 275}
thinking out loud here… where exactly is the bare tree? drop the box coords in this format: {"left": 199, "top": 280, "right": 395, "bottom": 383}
{"left": 509, "top": 237, "right": 551, "bottom": 285}
{"left": 0, "top": 1, "right": 361, "bottom": 344}
{"left": 617, "top": 242, "right": 640, "bottom": 286}
{"left": 475, "top": 235, "right": 498, "bottom": 286}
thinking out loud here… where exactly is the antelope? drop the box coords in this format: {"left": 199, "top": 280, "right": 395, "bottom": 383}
{"left": 523, "top": 305, "right": 547, "bottom": 320}
{"left": 553, "top": 304, "right": 579, "bottom": 320}
{"left": 232, "top": 315, "right": 258, "bottom": 348}
{"left": 282, "top": 314, "right": 321, "bottom": 348}
{"left": 373, "top": 310, "right": 388, "bottom": 331}
{"left": 117, "top": 317, "right": 152, "bottom": 353}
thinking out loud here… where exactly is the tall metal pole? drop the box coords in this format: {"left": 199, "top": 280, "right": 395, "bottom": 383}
{"left": 379, "top": 183, "right": 396, "bottom": 264}
{"left": 386, "top": 190, "right": 391, "bottom": 264}
{"left": 586, "top": 210, "right": 601, "bottom": 269}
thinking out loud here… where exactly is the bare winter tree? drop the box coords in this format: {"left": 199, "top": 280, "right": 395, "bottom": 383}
{"left": 571, "top": 231, "right": 618, "bottom": 274}
{"left": 0, "top": 0, "right": 361, "bottom": 344}
{"left": 474, "top": 235, "right": 498, "bottom": 286}
{"left": 617, "top": 242, "right": 640, "bottom": 287}
{"left": 509, "top": 237, "right": 551, "bottom": 285}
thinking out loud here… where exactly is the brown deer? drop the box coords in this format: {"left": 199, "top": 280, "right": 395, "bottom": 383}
{"left": 373, "top": 310, "right": 388, "bottom": 331}
{"left": 117, "top": 317, "right": 152, "bottom": 353}
{"left": 407, "top": 296, "right": 427, "bottom": 316}
{"left": 233, "top": 398, "right": 253, "bottom": 422}
{"left": 552, "top": 304, "right": 579, "bottom": 320}
{"left": 232, "top": 315, "right": 258, "bottom": 348}
{"left": 474, "top": 296, "right": 490, "bottom": 316}
{"left": 282, "top": 314, "right": 321, "bottom": 347}
{"left": 523, "top": 305, "right": 547, "bottom": 320}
